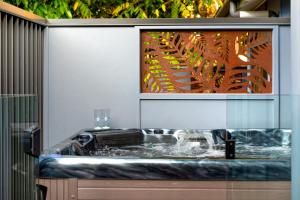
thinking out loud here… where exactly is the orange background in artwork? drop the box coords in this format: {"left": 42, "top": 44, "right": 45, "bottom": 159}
{"left": 141, "top": 30, "right": 272, "bottom": 94}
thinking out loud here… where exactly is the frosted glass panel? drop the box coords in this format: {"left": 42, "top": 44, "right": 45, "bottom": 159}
{"left": 0, "top": 95, "right": 38, "bottom": 200}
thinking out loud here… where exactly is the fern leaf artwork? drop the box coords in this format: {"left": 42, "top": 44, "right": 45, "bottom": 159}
{"left": 141, "top": 30, "right": 272, "bottom": 93}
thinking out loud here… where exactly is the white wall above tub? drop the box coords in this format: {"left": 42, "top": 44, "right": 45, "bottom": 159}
{"left": 44, "top": 26, "right": 290, "bottom": 148}
{"left": 44, "top": 27, "right": 140, "bottom": 147}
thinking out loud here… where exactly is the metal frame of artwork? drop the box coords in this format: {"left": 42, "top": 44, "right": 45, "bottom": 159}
{"left": 140, "top": 27, "right": 274, "bottom": 94}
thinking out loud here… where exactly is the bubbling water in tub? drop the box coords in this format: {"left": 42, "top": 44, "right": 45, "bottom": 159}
{"left": 93, "top": 129, "right": 224, "bottom": 158}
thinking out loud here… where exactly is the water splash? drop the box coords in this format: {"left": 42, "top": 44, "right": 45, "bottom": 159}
{"left": 89, "top": 130, "right": 291, "bottom": 160}
{"left": 93, "top": 129, "right": 225, "bottom": 158}
{"left": 281, "top": 131, "right": 291, "bottom": 147}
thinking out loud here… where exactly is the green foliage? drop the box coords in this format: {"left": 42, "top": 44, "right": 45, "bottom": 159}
{"left": 4, "top": 0, "right": 223, "bottom": 19}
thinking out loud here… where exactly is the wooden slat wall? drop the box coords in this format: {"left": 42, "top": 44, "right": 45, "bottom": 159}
{"left": 38, "top": 179, "right": 78, "bottom": 200}
{"left": 77, "top": 180, "right": 291, "bottom": 200}
{"left": 0, "top": 9, "right": 44, "bottom": 200}
{"left": 38, "top": 179, "right": 291, "bottom": 200}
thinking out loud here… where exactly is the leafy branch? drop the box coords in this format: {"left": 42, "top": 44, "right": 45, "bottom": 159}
{"left": 4, "top": 0, "right": 224, "bottom": 19}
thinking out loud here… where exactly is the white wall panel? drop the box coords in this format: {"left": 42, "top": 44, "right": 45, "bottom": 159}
{"left": 46, "top": 27, "right": 139, "bottom": 147}
{"left": 141, "top": 100, "right": 227, "bottom": 129}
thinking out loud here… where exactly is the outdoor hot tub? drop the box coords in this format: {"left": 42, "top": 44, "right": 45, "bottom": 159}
{"left": 39, "top": 128, "right": 291, "bottom": 181}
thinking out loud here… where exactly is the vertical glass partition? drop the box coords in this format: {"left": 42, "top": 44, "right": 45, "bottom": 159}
{"left": 226, "top": 94, "right": 291, "bottom": 200}
{"left": 226, "top": 95, "right": 280, "bottom": 129}
{"left": 0, "top": 7, "right": 44, "bottom": 200}
{"left": 0, "top": 95, "right": 38, "bottom": 200}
